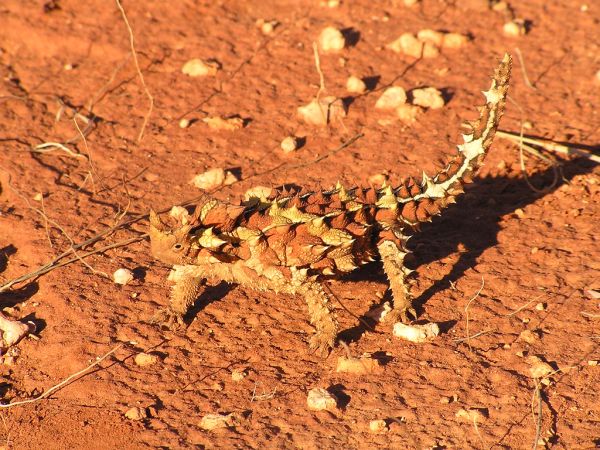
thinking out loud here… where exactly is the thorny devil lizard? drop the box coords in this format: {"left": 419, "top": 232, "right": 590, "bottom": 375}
{"left": 148, "top": 54, "right": 512, "bottom": 357}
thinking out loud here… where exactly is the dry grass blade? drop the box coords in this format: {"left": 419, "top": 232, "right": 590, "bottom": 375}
{"left": 464, "top": 277, "right": 485, "bottom": 351}
{"left": 115, "top": 0, "right": 154, "bottom": 143}
{"left": 32, "top": 142, "right": 88, "bottom": 160}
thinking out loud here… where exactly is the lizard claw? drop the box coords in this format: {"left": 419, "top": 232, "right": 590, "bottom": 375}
{"left": 150, "top": 308, "right": 186, "bottom": 330}
{"left": 383, "top": 305, "right": 417, "bottom": 325}
{"left": 308, "top": 333, "right": 335, "bottom": 358}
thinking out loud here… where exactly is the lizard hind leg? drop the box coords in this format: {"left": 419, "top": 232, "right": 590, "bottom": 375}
{"left": 377, "top": 238, "right": 417, "bottom": 325}
{"left": 295, "top": 275, "right": 339, "bottom": 358}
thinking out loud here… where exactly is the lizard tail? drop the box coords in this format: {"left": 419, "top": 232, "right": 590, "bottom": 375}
{"left": 376, "top": 53, "right": 512, "bottom": 228}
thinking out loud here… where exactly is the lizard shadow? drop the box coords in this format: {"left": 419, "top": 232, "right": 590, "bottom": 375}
{"left": 338, "top": 156, "right": 596, "bottom": 344}
{"left": 412, "top": 156, "right": 595, "bottom": 309}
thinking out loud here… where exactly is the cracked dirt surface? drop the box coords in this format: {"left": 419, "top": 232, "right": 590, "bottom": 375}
{"left": 0, "top": 1, "right": 598, "bottom": 448}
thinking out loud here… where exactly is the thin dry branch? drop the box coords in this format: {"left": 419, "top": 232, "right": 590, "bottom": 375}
{"left": 0, "top": 344, "right": 122, "bottom": 408}
{"left": 497, "top": 130, "right": 600, "bottom": 163}
{"left": 464, "top": 277, "right": 485, "bottom": 351}
{"left": 514, "top": 47, "right": 536, "bottom": 90}
{"left": 115, "top": 0, "right": 154, "bottom": 143}
{"left": 31, "top": 142, "right": 88, "bottom": 160}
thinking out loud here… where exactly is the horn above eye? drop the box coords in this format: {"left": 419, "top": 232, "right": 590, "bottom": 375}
{"left": 149, "top": 209, "right": 166, "bottom": 231}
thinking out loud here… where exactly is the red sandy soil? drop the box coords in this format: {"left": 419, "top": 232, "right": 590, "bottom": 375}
{"left": 0, "top": 0, "right": 599, "bottom": 448}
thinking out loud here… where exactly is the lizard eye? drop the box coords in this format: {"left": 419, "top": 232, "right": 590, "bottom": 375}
{"left": 172, "top": 243, "right": 184, "bottom": 252}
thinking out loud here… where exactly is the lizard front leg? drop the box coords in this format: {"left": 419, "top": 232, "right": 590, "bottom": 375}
{"left": 296, "top": 280, "right": 339, "bottom": 357}
{"left": 151, "top": 264, "right": 205, "bottom": 329}
{"left": 377, "top": 239, "right": 417, "bottom": 325}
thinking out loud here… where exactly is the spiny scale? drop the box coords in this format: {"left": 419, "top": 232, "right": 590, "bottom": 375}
{"left": 148, "top": 54, "right": 512, "bottom": 357}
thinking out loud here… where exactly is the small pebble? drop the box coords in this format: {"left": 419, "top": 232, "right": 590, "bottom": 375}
{"left": 346, "top": 76, "right": 367, "bottom": 94}
{"left": 387, "top": 33, "right": 438, "bottom": 58}
{"left": 182, "top": 58, "right": 220, "bottom": 77}
{"left": 33, "top": 193, "right": 43, "bottom": 201}
{"left": 199, "top": 413, "right": 239, "bottom": 430}
{"left": 244, "top": 186, "right": 272, "bottom": 201}
{"left": 318, "top": 27, "right": 345, "bottom": 52}
{"left": 191, "top": 168, "right": 238, "bottom": 190}
{"left": 503, "top": 20, "right": 527, "bottom": 37}
{"left": 396, "top": 104, "right": 422, "bottom": 123}
{"left": 375, "top": 86, "right": 407, "bottom": 110}
{"left": 519, "top": 329, "right": 540, "bottom": 344}
{"left": 179, "top": 118, "right": 190, "bottom": 128}
{"left": 393, "top": 322, "right": 439, "bottom": 343}
{"left": 527, "top": 355, "right": 554, "bottom": 378}
{"left": 255, "top": 18, "right": 278, "bottom": 35}
{"left": 113, "top": 268, "right": 134, "bottom": 286}
{"left": 411, "top": 87, "right": 445, "bottom": 109}
{"left": 297, "top": 96, "right": 346, "bottom": 126}
{"left": 202, "top": 116, "right": 244, "bottom": 131}
{"left": 336, "top": 356, "right": 383, "bottom": 374}
{"left": 442, "top": 33, "right": 469, "bottom": 49}
{"left": 134, "top": 352, "right": 159, "bottom": 367}
{"left": 456, "top": 408, "right": 487, "bottom": 423}
{"left": 125, "top": 407, "right": 147, "bottom": 421}
{"left": 417, "top": 29, "right": 444, "bottom": 47}
{"left": 369, "top": 419, "right": 388, "bottom": 433}
{"left": 307, "top": 388, "right": 338, "bottom": 411}
{"left": 231, "top": 368, "right": 248, "bottom": 382}
{"left": 535, "top": 302, "right": 547, "bottom": 311}
{"left": 588, "top": 360, "right": 598, "bottom": 366}
{"left": 281, "top": 136, "right": 299, "bottom": 153}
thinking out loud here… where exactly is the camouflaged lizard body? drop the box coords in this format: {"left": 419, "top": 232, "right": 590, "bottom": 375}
{"left": 148, "top": 55, "right": 512, "bottom": 356}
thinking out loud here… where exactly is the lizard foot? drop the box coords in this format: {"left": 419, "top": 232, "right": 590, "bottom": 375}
{"left": 149, "top": 308, "right": 186, "bottom": 330}
{"left": 382, "top": 305, "right": 417, "bottom": 326}
{"left": 308, "top": 332, "right": 335, "bottom": 358}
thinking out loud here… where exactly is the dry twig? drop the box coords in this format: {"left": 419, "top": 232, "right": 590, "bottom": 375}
{"left": 0, "top": 344, "right": 122, "bottom": 408}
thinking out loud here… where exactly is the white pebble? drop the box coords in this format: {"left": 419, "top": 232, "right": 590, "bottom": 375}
{"left": 124, "top": 406, "right": 147, "bottom": 421}
{"left": 396, "top": 104, "right": 423, "bottom": 123}
{"left": 191, "top": 168, "right": 238, "bottom": 190}
{"left": 346, "top": 76, "right": 367, "bottom": 94}
{"left": 442, "top": 32, "right": 469, "bottom": 49}
{"left": 199, "top": 413, "right": 239, "bottom": 430}
{"left": 281, "top": 136, "right": 299, "bottom": 153}
{"left": 503, "top": 20, "right": 526, "bottom": 37}
{"left": 179, "top": 118, "right": 190, "bottom": 128}
{"left": 244, "top": 186, "right": 272, "bottom": 201}
{"left": 202, "top": 116, "right": 244, "bottom": 131}
{"left": 456, "top": 408, "right": 487, "bottom": 423}
{"left": 297, "top": 96, "right": 346, "bottom": 126}
{"left": 387, "top": 33, "right": 438, "bottom": 58}
{"left": 134, "top": 352, "right": 159, "bottom": 367}
{"left": 231, "top": 368, "right": 248, "bottom": 382}
{"left": 318, "top": 27, "right": 346, "bottom": 52}
{"left": 411, "top": 87, "right": 445, "bottom": 109}
{"left": 113, "top": 268, "right": 134, "bottom": 286}
{"left": 336, "top": 356, "right": 383, "bottom": 374}
{"left": 393, "top": 322, "right": 439, "bottom": 343}
{"left": 307, "top": 388, "right": 338, "bottom": 411}
{"left": 417, "top": 29, "right": 444, "bottom": 47}
{"left": 182, "top": 58, "right": 220, "bottom": 77}
{"left": 369, "top": 419, "right": 388, "bottom": 433}
{"left": 375, "top": 86, "right": 407, "bottom": 110}
{"left": 527, "top": 356, "right": 554, "bottom": 379}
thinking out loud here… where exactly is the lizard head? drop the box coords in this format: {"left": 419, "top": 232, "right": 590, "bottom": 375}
{"left": 149, "top": 209, "right": 197, "bottom": 265}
